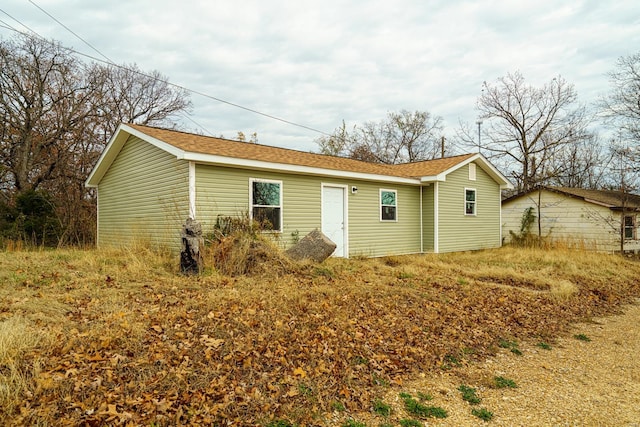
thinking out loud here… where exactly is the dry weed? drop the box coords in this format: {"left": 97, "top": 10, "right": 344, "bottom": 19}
{"left": 550, "top": 279, "right": 580, "bottom": 302}
{"left": 1, "top": 246, "right": 640, "bottom": 425}
{"left": 208, "top": 231, "right": 295, "bottom": 276}
{"left": 0, "top": 316, "right": 48, "bottom": 414}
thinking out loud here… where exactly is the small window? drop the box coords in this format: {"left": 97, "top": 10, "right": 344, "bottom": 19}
{"left": 469, "top": 163, "right": 477, "bottom": 181}
{"left": 250, "top": 178, "right": 282, "bottom": 231}
{"left": 380, "top": 189, "right": 397, "bottom": 221}
{"left": 465, "top": 188, "right": 476, "bottom": 215}
{"left": 624, "top": 215, "right": 636, "bottom": 240}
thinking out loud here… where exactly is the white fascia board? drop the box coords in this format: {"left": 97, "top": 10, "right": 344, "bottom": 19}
{"left": 420, "top": 173, "right": 448, "bottom": 183}
{"left": 419, "top": 153, "right": 513, "bottom": 189}
{"left": 182, "top": 152, "right": 422, "bottom": 185}
{"left": 85, "top": 123, "right": 127, "bottom": 187}
{"left": 583, "top": 198, "right": 616, "bottom": 209}
{"left": 123, "top": 125, "right": 185, "bottom": 158}
{"left": 85, "top": 124, "right": 186, "bottom": 187}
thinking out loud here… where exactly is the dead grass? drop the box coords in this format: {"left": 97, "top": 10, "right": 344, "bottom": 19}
{"left": 1, "top": 245, "right": 639, "bottom": 425}
{"left": 0, "top": 316, "right": 48, "bottom": 415}
{"left": 549, "top": 279, "right": 580, "bottom": 302}
{"left": 208, "top": 230, "right": 296, "bottom": 276}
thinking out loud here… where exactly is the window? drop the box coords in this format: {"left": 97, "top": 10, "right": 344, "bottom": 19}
{"left": 465, "top": 188, "right": 476, "bottom": 215}
{"left": 624, "top": 215, "right": 636, "bottom": 240}
{"left": 250, "top": 178, "right": 282, "bottom": 231}
{"left": 380, "top": 189, "right": 397, "bottom": 221}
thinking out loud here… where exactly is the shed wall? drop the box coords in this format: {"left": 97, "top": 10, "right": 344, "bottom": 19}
{"left": 501, "top": 189, "right": 635, "bottom": 252}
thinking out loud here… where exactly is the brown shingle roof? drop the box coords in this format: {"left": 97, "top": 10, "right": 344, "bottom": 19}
{"left": 552, "top": 186, "right": 640, "bottom": 209}
{"left": 128, "top": 124, "right": 475, "bottom": 179}
{"left": 391, "top": 154, "right": 476, "bottom": 177}
{"left": 503, "top": 186, "right": 640, "bottom": 210}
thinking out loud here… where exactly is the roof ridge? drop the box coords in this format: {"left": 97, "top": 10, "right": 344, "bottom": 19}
{"left": 127, "top": 123, "right": 475, "bottom": 169}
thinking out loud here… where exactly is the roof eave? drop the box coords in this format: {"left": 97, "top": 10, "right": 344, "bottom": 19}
{"left": 182, "top": 152, "right": 422, "bottom": 184}
{"left": 85, "top": 124, "right": 186, "bottom": 187}
{"left": 419, "top": 153, "right": 513, "bottom": 189}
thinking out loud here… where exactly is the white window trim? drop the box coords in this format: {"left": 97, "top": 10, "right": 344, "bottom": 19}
{"left": 380, "top": 188, "right": 398, "bottom": 222}
{"left": 249, "top": 178, "right": 283, "bottom": 232}
{"left": 464, "top": 188, "right": 477, "bottom": 216}
{"left": 624, "top": 214, "right": 636, "bottom": 240}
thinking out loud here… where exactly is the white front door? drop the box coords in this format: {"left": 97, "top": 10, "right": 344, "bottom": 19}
{"left": 322, "top": 185, "right": 347, "bottom": 257}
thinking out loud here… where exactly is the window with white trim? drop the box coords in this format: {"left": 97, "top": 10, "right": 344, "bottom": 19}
{"left": 465, "top": 188, "right": 476, "bottom": 215}
{"left": 624, "top": 215, "right": 636, "bottom": 240}
{"left": 380, "top": 189, "right": 397, "bottom": 221}
{"left": 250, "top": 178, "right": 282, "bottom": 231}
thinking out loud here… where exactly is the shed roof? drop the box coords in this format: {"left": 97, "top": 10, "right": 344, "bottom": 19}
{"left": 503, "top": 186, "right": 640, "bottom": 210}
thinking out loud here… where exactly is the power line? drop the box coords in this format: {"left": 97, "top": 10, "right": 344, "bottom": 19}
{"left": 1, "top": 4, "right": 331, "bottom": 139}
{"left": 28, "top": 0, "right": 114, "bottom": 64}
{"left": 0, "top": 7, "right": 38, "bottom": 35}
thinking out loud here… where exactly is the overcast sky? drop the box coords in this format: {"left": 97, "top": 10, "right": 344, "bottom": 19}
{"left": 1, "top": 0, "right": 639, "bottom": 153}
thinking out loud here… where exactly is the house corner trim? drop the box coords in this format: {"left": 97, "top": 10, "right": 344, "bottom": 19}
{"left": 434, "top": 182, "right": 439, "bottom": 253}
{"left": 189, "top": 161, "right": 196, "bottom": 219}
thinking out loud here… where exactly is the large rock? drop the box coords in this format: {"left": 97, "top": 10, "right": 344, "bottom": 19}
{"left": 285, "top": 229, "right": 337, "bottom": 263}
{"left": 180, "top": 218, "right": 203, "bottom": 274}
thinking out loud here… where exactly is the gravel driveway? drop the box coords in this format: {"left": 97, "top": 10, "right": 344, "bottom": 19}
{"left": 375, "top": 300, "right": 640, "bottom": 426}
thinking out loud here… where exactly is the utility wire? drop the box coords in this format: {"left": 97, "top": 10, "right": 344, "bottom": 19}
{"left": 28, "top": 0, "right": 115, "bottom": 64}
{"left": 1, "top": 4, "right": 331, "bottom": 138}
{"left": 27, "top": 0, "right": 216, "bottom": 137}
{"left": 0, "top": 7, "right": 39, "bottom": 35}
{"left": 0, "top": 17, "right": 19, "bottom": 32}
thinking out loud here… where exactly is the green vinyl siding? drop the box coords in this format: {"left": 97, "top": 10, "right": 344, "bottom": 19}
{"left": 195, "top": 164, "right": 422, "bottom": 257}
{"left": 97, "top": 136, "right": 189, "bottom": 249}
{"left": 437, "top": 162, "right": 501, "bottom": 253}
{"left": 348, "top": 181, "right": 421, "bottom": 256}
{"left": 421, "top": 185, "right": 435, "bottom": 252}
{"left": 195, "top": 165, "right": 321, "bottom": 246}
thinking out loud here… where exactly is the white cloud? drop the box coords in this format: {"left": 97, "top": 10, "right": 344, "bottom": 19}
{"left": 1, "top": 0, "right": 639, "bottom": 151}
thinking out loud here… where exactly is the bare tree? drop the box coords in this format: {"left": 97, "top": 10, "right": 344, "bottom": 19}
{"left": 316, "top": 120, "right": 350, "bottom": 157}
{"left": 0, "top": 35, "right": 99, "bottom": 194}
{"left": 91, "top": 63, "right": 192, "bottom": 143}
{"left": 600, "top": 52, "right": 640, "bottom": 147}
{"left": 548, "top": 134, "right": 610, "bottom": 189}
{"left": 477, "top": 72, "right": 591, "bottom": 191}
{"left": 316, "top": 110, "right": 443, "bottom": 164}
{"left": 0, "top": 34, "right": 192, "bottom": 245}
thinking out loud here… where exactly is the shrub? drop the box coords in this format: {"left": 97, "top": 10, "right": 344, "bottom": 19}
{"left": 0, "top": 190, "right": 61, "bottom": 247}
{"left": 509, "top": 206, "right": 537, "bottom": 247}
{"left": 458, "top": 385, "right": 481, "bottom": 404}
{"left": 207, "top": 214, "right": 295, "bottom": 276}
{"left": 472, "top": 407, "right": 493, "bottom": 421}
{"left": 400, "top": 393, "right": 448, "bottom": 418}
{"left": 372, "top": 398, "right": 391, "bottom": 416}
{"left": 494, "top": 376, "right": 517, "bottom": 389}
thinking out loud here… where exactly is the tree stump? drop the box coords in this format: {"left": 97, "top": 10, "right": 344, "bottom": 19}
{"left": 180, "top": 218, "right": 203, "bottom": 274}
{"left": 285, "top": 228, "right": 337, "bottom": 263}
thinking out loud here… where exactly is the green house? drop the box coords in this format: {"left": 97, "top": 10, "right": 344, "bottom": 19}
{"left": 85, "top": 124, "right": 512, "bottom": 256}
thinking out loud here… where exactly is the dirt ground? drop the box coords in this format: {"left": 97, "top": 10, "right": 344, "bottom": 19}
{"left": 372, "top": 300, "right": 640, "bottom": 426}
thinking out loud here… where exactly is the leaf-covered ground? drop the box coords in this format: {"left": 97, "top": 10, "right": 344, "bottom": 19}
{"left": 1, "top": 246, "right": 639, "bottom": 425}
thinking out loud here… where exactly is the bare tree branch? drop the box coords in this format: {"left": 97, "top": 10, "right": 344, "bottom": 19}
{"left": 315, "top": 110, "right": 443, "bottom": 164}
{"left": 476, "top": 72, "right": 591, "bottom": 191}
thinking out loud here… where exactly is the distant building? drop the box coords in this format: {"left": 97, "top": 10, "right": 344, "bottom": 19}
{"left": 502, "top": 186, "right": 640, "bottom": 252}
